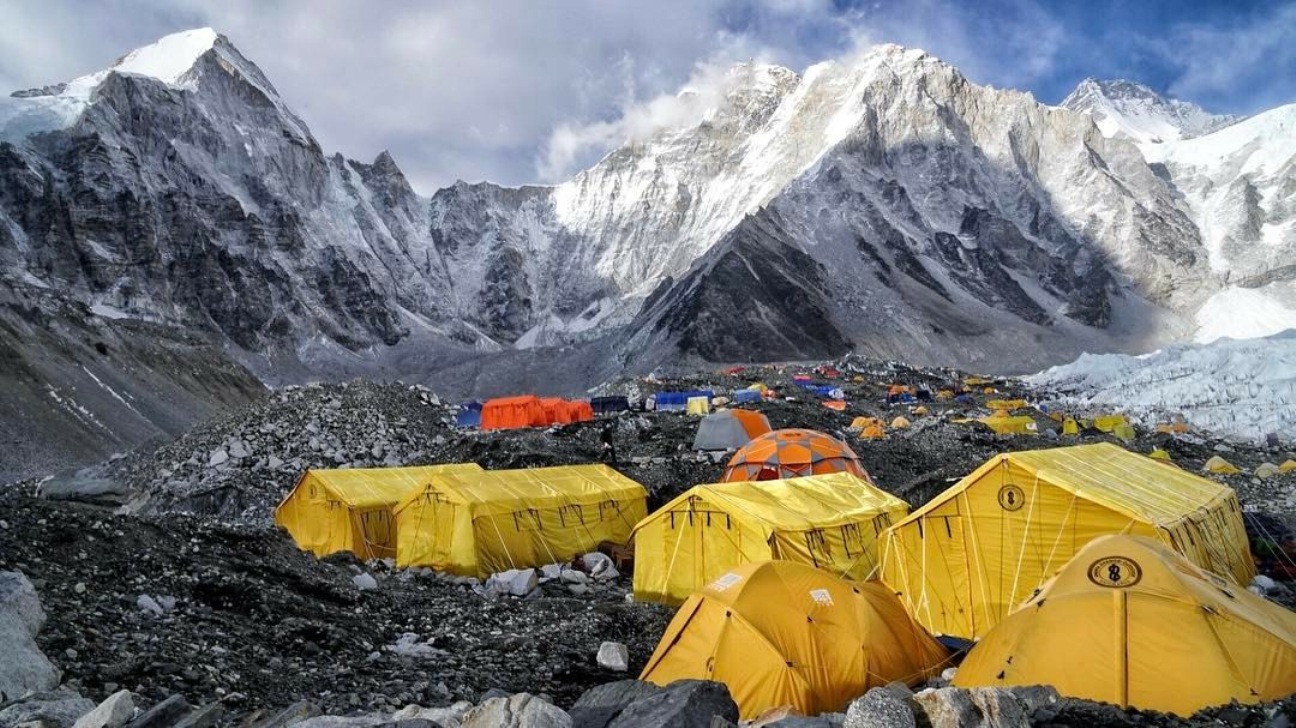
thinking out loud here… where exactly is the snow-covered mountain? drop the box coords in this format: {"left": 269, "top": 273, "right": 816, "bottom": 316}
{"left": 1061, "top": 78, "right": 1241, "bottom": 146}
{"left": 1, "top": 29, "right": 1293, "bottom": 475}
{"left": 1065, "top": 78, "right": 1296, "bottom": 344}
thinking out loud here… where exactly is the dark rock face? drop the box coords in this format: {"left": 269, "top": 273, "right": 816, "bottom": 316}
{"left": 604, "top": 680, "right": 738, "bottom": 728}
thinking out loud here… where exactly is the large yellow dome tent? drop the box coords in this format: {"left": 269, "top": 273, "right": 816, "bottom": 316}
{"left": 631, "top": 472, "right": 909, "bottom": 605}
{"left": 393, "top": 465, "right": 646, "bottom": 576}
{"left": 879, "top": 443, "right": 1255, "bottom": 640}
{"left": 274, "top": 463, "right": 484, "bottom": 560}
{"left": 640, "top": 561, "right": 949, "bottom": 720}
{"left": 955, "top": 535, "right": 1296, "bottom": 716}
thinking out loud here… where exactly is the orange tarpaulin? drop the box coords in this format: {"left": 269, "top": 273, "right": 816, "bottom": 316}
{"left": 482, "top": 396, "right": 593, "bottom": 430}
{"left": 723, "top": 429, "right": 871, "bottom": 483}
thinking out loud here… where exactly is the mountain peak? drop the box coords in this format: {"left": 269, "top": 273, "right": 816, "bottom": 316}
{"left": 1062, "top": 77, "right": 1241, "bottom": 145}
{"left": 109, "top": 28, "right": 221, "bottom": 86}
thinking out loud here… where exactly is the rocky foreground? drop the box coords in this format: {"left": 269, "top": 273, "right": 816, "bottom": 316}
{"left": 4, "top": 357, "right": 1296, "bottom": 726}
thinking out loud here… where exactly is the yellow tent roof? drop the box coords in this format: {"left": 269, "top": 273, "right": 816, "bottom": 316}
{"left": 394, "top": 464, "right": 645, "bottom": 515}
{"left": 954, "top": 535, "right": 1296, "bottom": 716}
{"left": 900, "top": 443, "right": 1236, "bottom": 529}
{"left": 641, "top": 562, "right": 948, "bottom": 719}
{"left": 292, "top": 463, "right": 484, "bottom": 509}
{"left": 635, "top": 472, "right": 908, "bottom": 536}
{"left": 1204, "top": 455, "right": 1242, "bottom": 474}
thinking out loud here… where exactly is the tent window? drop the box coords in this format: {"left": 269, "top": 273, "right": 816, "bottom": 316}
{"left": 804, "top": 529, "right": 831, "bottom": 567}
{"left": 559, "top": 504, "right": 586, "bottom": 526}
{"left": 513, "top": 509, "right": 544, "bottom": 532}
{"left": 358, "top": 509, "right": 393, "bottom": 546}
{"left": 840, "top": 523, "right": 865, "bottom": 558}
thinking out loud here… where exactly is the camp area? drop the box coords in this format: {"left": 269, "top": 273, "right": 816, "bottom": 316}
{"left": 954, "top": 535, "right": 1296, "bottom": 716}
{"left": 722, "top": 428, "right": 869, "bottom": 482}
{"left": 393, "top": 464, "right": 647, "bottom": 576}
{"left": 640, "top": 561, "right": 949, "bottom": 719}
{"left": 692, "top": 408, "right": 772, "bottom": 451}
{"left": 879, "top": 442, "right": 1256, "bottom": 639}
{"left": 630, "top": 472, "right": 909, "bottom": 605}
{"left": 274, "top": 463, "right": 485, "bottom": 560}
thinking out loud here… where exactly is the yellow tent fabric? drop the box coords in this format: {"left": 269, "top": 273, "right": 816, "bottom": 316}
{"left": 954, "top": 535, "right": 1296, "bottom": 716}
{"left": 640, "top": 561, "right": 949, "bottom": 720}
{"left": 687, "top": 396, "right": 711, "bottom": 415}
{"left": 980, "top": 412, "right": 1037, "bottom": 435}
{"left": 1112, "top": 423, "right": 1136, "bottom": 441}
{"left": 631, "top": 473, "right": 910, "bottom": 605}
{"left": 393, "top": 465, "right": 647, "bottom": 576}
{"left": 1204, "top": 455, "right": 1242, "bottom": 474}
{"left": 275, "top": 463, "right": 484, "bottom": 561}
{"left": 985, "top": 399, "right": 1027, "bottom": 411}
{"left": 1148, "top": 448, "right": 1172, "bottom": 462}
{"left": 913, "top": 406, "right": 929, "bottom": 416}
{"left": 860, "top": 425, "right": 886, "bottom": 440}
{"left": 851, "top": 416, "right": 883, "bottom": 430}
{"left": 1092, "top": 414, "right": 1129, "bottom": 433}
{"left": 1281, "top": 460, "right": 1296, "bottom": 473}
{"left": 878, "top": 443, "right": 1255, "bottom": 640}
{"left": 1061, "top": 417, "right": 1079, "bottom": 436}
{"left": 890, "top": 416, "right": 911, "bottom": 429}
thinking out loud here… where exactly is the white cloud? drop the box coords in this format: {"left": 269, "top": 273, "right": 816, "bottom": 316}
{"left": 1157, "top": 3, "right": 1296, "bottom": 113}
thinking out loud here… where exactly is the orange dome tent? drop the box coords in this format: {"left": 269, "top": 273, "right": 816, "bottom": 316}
{"left": 723, "top": 429, "right": 870, "bottom": 483}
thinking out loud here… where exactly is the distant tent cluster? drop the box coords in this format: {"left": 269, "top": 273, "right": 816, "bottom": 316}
{"left": 275, "top": 463, "right": 646, "bottom": 577}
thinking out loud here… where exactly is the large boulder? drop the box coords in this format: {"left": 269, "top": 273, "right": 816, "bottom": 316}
{"left": 72, "top": 690, "right": 135, "bottom": 728}
{"left": 910, "top": 686, "right": 1059, "bottom": 728}
{"left": 569, "top": 681, "right": 662, "bottom": 728}
{"left": 606, "top": 680, "right": 738, "bottom": 728}
{"left": 0, "top": 688, "right": 96, "bottom": 728}
{"left": 461, "top": 693, "right": 571, "bottom": 728}
{"left": 911, "top": 688, "right": 980, "bottom": 728}
{"left": 844, "top": 684, "right": 917, "bottom": 728}
{"left": 596, "top": 642, "right": 629, "bottom": 672}
{"left": 0, "top": 572, "right": 62, "bottom": 701}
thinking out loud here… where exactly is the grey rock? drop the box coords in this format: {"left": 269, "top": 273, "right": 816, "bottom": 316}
{"left": 461, "top": 693, "right": 571, "bottom": 728}
{"left": 569, "top": 680, "right": 662, "bottom": 728}
{"left": 965, "top": 688, "right": 1029, "bottom": 728}
{"left": 596, "top": 641, "right": 629, "bottom": 672}
{"left": 766, "top": 715, "right": 845, "bottom": 728}
{"left": 0, "top": 572, "right": 61, "bottom": 701}
{"left": 606, "top": 680, "right": 738, "bottom": 728}
{"left": 844, "top": 685, "right": 916, "bottom": 728}
{"left": 71, "top": 690, "right": 134, "bottom": 728}
{"left": 0, "top": 689, "right": 97, "bottom": 728}
{"left": 390, "top": 701, "right": 473, "bottom": 725}
{"left": 912, "top": 688, "right": 979, "bottom": 728}
{"left": 244, "top": 700, "right": 322, "bottom": 728}
{"left": 122, "top": 695, "right": 190, "bottom": 728}
{"left": 172, "top": 701, "right": 224, "bottom": 728}
{"left": 353, "top": 573, "right": 379, "bottom": 591}
{"left": 135, "top": 595, "right": 163, "bottom": 616}
{"left": 207, "top": 449, "right": 229, "bottom": 468}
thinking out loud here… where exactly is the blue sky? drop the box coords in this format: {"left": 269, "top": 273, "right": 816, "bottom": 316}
{"left": 1, "top": 0, "right": 1292, "bottom": 190}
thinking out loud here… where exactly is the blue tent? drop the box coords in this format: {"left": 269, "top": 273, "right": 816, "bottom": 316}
{"left": 654, "top": 390, "right": 714, "bottom": 411}
{"left": 591, "top": 395, "right": 631, "bottom": 415}
{"left": 732, "top": 389, "right": 763, "bottom": 405}
{"left": 455, "top": 401, "right": 483, "bottom": 428}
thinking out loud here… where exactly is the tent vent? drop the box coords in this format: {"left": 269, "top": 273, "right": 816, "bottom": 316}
{"left": 997, "top": 670, "right": 1005, "bottom": 679}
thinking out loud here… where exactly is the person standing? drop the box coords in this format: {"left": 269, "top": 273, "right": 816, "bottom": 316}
{"left": 600, "top": 422, "right": 618, "bottom": 465}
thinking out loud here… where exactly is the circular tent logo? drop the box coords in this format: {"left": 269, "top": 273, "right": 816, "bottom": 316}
{"left": 997, "top": 484, "right": 1025, "bottom": 511}
{"left": 1087, "top": 556, "right": 1142, "bottom": 588}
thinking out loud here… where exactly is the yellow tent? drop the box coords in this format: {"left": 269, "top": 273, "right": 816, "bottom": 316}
{"left": 913, "top": 406, "right": 929, "bottom": 416}
{"left": 1281, "top": 460, "right": 1296, "bottom": 473}
{"left": 687, "top": 396, "right": 711, "bottom": 415}
{"left": 1092, "top": 414, "right": 1129, "bottom": 433}
{"left": 393, "top": 465, "right": 647, "bottom": 576}
{"left": 954, "top": 535, "right": 1296, "bottom": 717}
{"left": 640, "top": 561, "right": 948, "bottom": 720}
{"left": 985, "top": 399, "right": 1027, "bottom": 411}
{"left": 1148, "top": 448, "right": 1172, "bottom": 462}
{"left": 1204, "top": 455, "right": 1242, "bottom": 474}
{"left": 980, "top": 411, "right": 1037, "bottom": 435}
{"left": 851, "top": 416, "right": 883, "bottom": 430}
{"left": 1061, "top": 417, "right": 1079, "bottom": 436}
{"left": 890, "top": 416, "right": 911, "bottom": 429}
{"left": 275, "top": 463, "right": 484, "bottom": 561}
{"left": 859, "top": 425, "right": 886, "bottom": 440}
{"left": 631, "top": 473, "right": 909, "bottom": 605}
{"left": 879, "top": 443, "right": 1255, "bottom": 640}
